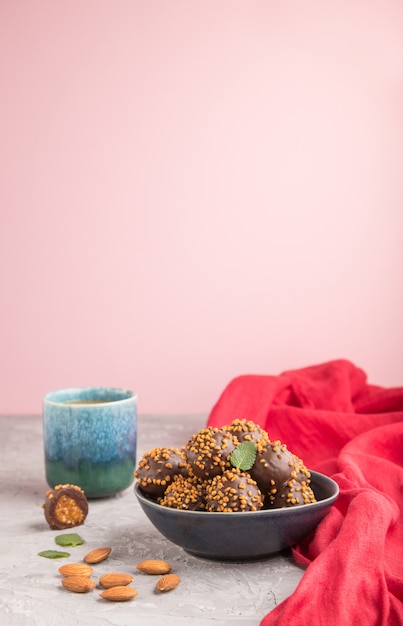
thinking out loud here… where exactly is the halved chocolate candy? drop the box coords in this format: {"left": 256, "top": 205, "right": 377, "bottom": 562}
{"left": 43, "top": 483, "right": 88, "bottom": 530}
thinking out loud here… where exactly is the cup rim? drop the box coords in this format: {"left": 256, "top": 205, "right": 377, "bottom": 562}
{"left": 43, "top": 386, "right": 137, "bottom": 407}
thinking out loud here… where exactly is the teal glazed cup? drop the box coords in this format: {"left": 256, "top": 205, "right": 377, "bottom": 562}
{"left": 43, "top": 387, "right": 137, "bottom": 498}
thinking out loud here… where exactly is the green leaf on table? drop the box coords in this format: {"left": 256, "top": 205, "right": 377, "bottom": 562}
{"left": 55, "top": 533, "right": 84, "bottom": 547}
{"left": 38, "top": 550, "right": 71, "bottom": 559}
{"left": 230, "top": 441, "right": 257, "bottom": 471}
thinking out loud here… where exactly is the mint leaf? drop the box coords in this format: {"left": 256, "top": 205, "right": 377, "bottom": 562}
{"left": 230, "top": 441, "right": 257, "bottom": 471}
{"left": 38, "top": 550, "right": 71, "bottom": 559}
{"left": 55, "top": 533, "right": 84, "bottom": 547}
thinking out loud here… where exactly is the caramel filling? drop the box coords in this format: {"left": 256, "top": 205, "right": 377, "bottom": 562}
{"left": 55, "top": 495, "right": 84, "bottom": 524}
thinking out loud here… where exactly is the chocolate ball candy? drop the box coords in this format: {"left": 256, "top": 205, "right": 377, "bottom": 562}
{"left": 135, "top": 447, "right": 188, "bottom": 497}
{"left": 225, "top": 419, "right": 270, "bottom": 448}
{"left": 43, "top": 484, "right": 88, "bottom": 530}
{"left": 265, "top": 478, "right": 316, "bottom": 508}
{"left": 185, "top": 427, "right": 238, "bottom": 480}
{"left": 159, "top": 474, "right": 207, "bottom": 511}
{"left": 249, "top": 440, "right": 296, "bottom": 493}
{"left": 206, "top": 469, "right": 263, "bottom": 512}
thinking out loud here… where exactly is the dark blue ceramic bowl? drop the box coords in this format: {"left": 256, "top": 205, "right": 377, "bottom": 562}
{"left": 134, "top": 471, "right": 339, "bottom": 561}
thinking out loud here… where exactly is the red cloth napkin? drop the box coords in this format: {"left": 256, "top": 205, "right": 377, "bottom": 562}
{"left": 206, "top": 360, "right": 403, "bottom": 626}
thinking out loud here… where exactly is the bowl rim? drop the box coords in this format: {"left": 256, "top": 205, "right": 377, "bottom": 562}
{"left": 134, "top": 469, "right": 339, "bottom": 517}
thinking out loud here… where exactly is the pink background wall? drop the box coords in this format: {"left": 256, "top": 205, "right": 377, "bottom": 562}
{"left": 1, "top": 1, "right": 402, "bottom": 415}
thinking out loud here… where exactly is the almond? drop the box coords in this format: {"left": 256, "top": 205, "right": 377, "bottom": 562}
{"left": 83, "top": 547, "right": 112, "bottom": 564}
{"left": 61, "top": 576, "right": 96, "bottom": 593}
{"left": 99, "top": 586, "right": 138, "bottom": 601}
{"left": 155, "top": 573, "right": 181, "bottom": 592}
{"left": 99, "top": 572, "right": 133, "bottom": 589}
{"left": 58, "top": 563, "right": 93, "bottom": 578}
{"left": 136, "top": 559, "right": 172, "bottom": 575}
